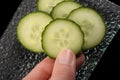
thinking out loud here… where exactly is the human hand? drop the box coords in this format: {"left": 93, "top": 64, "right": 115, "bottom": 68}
{"left": 23, "top": 49, "right": 85, "bottom": 80}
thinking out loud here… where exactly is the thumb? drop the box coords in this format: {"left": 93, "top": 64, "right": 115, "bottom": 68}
{"left": 50, "top": 49, "right": 76, "bottom": 80}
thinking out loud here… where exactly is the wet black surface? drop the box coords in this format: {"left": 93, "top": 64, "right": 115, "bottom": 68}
{"left": 0, "top": 0, "right": 120, "bottom": 80}
{"left": 89, "top": 0, "right": 120, "bottom": 79}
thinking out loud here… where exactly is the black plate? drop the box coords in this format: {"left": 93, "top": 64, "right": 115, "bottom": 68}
{"left": 0, "top": 0, "right": 120, "bottom": 80}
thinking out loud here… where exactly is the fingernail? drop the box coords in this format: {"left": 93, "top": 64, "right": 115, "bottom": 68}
{"left": 59, "top": 49, "right": 75, "bottom": 66}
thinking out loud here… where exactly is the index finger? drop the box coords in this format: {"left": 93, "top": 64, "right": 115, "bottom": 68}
{"left": 23, "top": 57, "right": 55, "bottom": 80}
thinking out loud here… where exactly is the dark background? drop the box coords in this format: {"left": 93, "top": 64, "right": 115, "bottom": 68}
{"left": 0, "top": 0, "right": 120, "bottom": 80}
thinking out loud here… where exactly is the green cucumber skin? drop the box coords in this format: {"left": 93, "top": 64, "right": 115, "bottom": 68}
{"left": 68, "top": 7, "right": 106, "bottom": 50}
{"left": 42, "top": 19, "right": 84, "bottom": 59}
{"left": 17, "top": 12, "right": 53, "bottom": 53}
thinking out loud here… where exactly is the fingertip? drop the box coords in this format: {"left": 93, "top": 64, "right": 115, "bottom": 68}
{"left": 58, "top": 49, "right": 76, "bottom": 66}
{"left": 76, "top": 53, "right": 85, "bottom": 70}
{"left": 50, "top": 49, "right": 76, "bottom": 80}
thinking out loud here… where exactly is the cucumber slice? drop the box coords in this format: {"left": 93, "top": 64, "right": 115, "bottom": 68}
{"left": 51, "top": 1, "right": 82, "bottom": 19}
{"left": 68, "top": 7, "right": 106, "bottom": 50}
{"left": 42, "top": 19, "right": 84, "bottom": 59}
{"left": 17, "top": 12, "right": 53, "bottom": 52}
{"left": 37, "top": 0, "right": 75, "bottom": 13}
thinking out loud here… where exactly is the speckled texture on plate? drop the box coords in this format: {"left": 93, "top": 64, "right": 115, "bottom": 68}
{"left": 0, "top": 0, "right": 120, "bottom": 80}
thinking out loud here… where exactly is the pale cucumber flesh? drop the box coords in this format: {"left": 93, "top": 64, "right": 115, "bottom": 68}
{"left": 42, "top": 19, "right": 84, "bottom": 58}
{"left": 17, "top": 12, "right": 53, "bottom": 52}
{"left": 68, "top": 7, "right": 106, "bottom": 50}
{"left": 51, "top": 1, "right": 81, "bottom": 19}
{"left": 37, "top": 0, "right": 75, "bottom": 13}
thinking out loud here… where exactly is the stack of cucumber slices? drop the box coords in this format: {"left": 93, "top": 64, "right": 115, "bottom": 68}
{"left": 17, "top": 0, "right": 106, "bottom": 59}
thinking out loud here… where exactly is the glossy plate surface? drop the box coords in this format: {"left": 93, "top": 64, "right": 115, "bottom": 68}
{"left": 0, "top": 0, "right": 120, "bottom": 80}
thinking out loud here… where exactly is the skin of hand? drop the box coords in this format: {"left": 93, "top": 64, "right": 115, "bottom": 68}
{"left": 23, "top": 49, "right": 85, "bottom": 80}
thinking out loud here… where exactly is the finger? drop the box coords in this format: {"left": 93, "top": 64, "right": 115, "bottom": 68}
{"left": 23, "top": 57, "right": 54, "bottom": 80}
{"left": 76, "top": 53, "right": 85, "bottom": 70}
{"left": 50, "top": 49, "right": 76, "bottom": 80}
